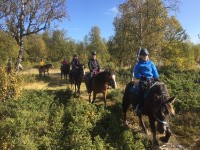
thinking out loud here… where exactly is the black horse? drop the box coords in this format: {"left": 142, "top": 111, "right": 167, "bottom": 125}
{"left": 122, "top": 81, "right": 175, "bottom": 145}
{"left": 69, "top": 64, "right": 85, "bottom": 93}
{"left": 60, "top": 64, "right": 70, "bottom": 80}
{"left": 39, "top": 64, "right": 54, "bottom": 76}
{"left": 84, "top": 70, "right": 117, "bottom": 107}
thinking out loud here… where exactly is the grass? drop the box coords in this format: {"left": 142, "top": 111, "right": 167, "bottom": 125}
{"left": 19, "top": 68, "right": 118, "bottom": 106}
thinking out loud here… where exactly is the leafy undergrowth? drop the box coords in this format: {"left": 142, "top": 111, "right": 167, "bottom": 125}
{"left": 0, "top": 68, "right": 199, "bottom": 149}
{"left": 0, "top": 89, "right": 150, "bottom": 149}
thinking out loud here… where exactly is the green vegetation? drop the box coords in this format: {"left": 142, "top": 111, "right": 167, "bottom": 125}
{"left": 0, "top": 89, "right": 150, "bottom": 149}
{"left": 0, "top": 68, "right": 199, "bottom": 149}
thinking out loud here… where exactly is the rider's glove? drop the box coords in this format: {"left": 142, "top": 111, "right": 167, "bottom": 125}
{"left": 141, "top": 75, "right": 147, "bottom": 80}
{"left": 154, "top": 78, "right": 160, "bottom": 82}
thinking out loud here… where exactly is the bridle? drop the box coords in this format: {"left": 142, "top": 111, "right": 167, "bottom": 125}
{"left": 154, "top": 85, "right": 170, "bottom": 126}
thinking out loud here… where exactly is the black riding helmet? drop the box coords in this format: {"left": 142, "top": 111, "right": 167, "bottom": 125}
{"left": 139, "top": 48, "right": 149, "bottom": 56}
{"left": 92, "top": 51, "right": 96, "bottom": 55}
{"left": 73, "top": 54, "right": 78, "bottom": 57}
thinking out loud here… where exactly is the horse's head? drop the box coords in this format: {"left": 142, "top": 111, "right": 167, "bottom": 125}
{"left": 49, "top": 64, "right": 54, "bottom": 69}
{"left": 77, "top": 64, "right": 85, "bottom": 75}
{"left": 153, "top": 83, "right": 175, "bottom": 134}
{"left": 106, "top": 70, "right": 117, "bottom": 89}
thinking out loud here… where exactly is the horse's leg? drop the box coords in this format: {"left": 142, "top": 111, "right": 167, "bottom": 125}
{"left": 160, "top": 127, "right": 171, "bottom": 143}
{"left": 75, "top": 83, "right": 77, "bottom": 93}
{"left": 103, "top": 92, "right": 107, "bottom": 108}
{"left": 148, "top": 116, "right": 159, "bottom": 145}
{"left": 138, "top": 115, "right": 147, "bottom": 133}
{"left": 89, "top": 92, "right": 92, "bottom": 103}
{"left": 122, "top": 94, "right": 131, "bottom": 125}
{"left": 77, "top": 83, "right": 81, "bottom": 94}
{"left": 92, "top": 92, "right": 96, "bottom": 104}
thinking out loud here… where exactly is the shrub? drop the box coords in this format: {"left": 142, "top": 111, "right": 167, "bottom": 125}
{"left": 0, "top": 67, "right": 23, "bottom": 101}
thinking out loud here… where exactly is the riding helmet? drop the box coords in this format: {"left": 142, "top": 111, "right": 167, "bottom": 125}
{"left": 73, "top": 54, "right": 78, "bottom": 57}
{"left": 92, "top": 51, "right": 96, "bottom": 55}
{"left": 139, "top": 48, "right": 149, "bottom": 56}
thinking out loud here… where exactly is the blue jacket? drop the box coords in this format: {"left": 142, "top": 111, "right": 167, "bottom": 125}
{"left": 134, "top": 59, "right": 159, "bottom": 79}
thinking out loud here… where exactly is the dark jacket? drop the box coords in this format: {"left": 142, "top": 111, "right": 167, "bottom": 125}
{"left": 88, "top": 58, "right": 100, "bottom": 73}
{"left": 71, "top": 59, "right": 80, "bottom": 69}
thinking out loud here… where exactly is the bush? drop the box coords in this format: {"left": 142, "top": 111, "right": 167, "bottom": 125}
{"left": 0, "top": 67, "right": 23, "bottom": 101}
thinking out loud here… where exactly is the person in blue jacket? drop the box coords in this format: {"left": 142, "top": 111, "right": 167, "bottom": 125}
{"left": 134, "top": 48, "right": 159, "bottom": 115}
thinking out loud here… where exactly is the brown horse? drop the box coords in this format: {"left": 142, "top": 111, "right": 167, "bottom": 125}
{"left": 60, "top": 64, "right": 70, "bottom": 80}
{"left": 69, "top": 64, "right": 85, "bottom": 94}
{"left": 122, "top": 81, "right": 175, "bottom": 145}
{"left": 39, "top": 64, "right": 54, "bottom": 76}
{"left": 84, "top": 70, "right": 117, "bottom": 107}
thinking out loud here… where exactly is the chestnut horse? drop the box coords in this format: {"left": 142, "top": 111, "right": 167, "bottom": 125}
{"left": 122, "top": 81, "right": 175, "bottom": 145}
{"left": 69, "top": 64, "right": 85, "bottom": 94}
{"left": 84, "top": 70, "right": 117, "bottom": 107}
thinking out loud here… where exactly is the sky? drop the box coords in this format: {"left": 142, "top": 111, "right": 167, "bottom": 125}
{"left": 58, "top": 0, "right": 200, "bottom": 44}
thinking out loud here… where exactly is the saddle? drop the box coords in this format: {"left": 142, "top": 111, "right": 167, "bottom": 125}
{"left": 130, "top": 79, "right": 158, "bottom": 105}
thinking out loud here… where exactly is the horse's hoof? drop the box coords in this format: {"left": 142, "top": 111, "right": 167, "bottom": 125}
{"left": 160, "top": 136, "right": 169, "bottom": 143}
{"left": 153, "top": 139, "right": 159, "bottom": 146}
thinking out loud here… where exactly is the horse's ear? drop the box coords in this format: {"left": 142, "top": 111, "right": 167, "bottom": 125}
{"left": 166, "top": 97, "right": 176, "bottom": 104}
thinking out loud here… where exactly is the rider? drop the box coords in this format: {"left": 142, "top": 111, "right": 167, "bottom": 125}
{"left": 133, "top": 48, "right": 159, "bottom": 115}
{"left": 88, "top": 51, "right": 100, "bottom": 77}
{"left": 71, "top": 54, "right": 80, "bottom": 70}
{"left": 61, "top": 58, "right": 68, "bottom": 66}
{"left": 85, "top": 51, "right": 100, "bottom": 92}
{"left": 39, "top": 58, "right": 45, "bottom": 69}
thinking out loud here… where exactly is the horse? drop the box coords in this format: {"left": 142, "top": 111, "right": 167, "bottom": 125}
{"left": 69, "top": 64, "right": 85, "bottom": 94}
{"left": 39, "top": 64, "right": 54, "bottom": 76}
{"left": 60, "top": 64, "right": 70, "bottom": 80}
{"left": 84, "top": 70, "right": 117, "bottom": 107}
{"left": 122, "top": 81, "right": 175, "bottom": 145}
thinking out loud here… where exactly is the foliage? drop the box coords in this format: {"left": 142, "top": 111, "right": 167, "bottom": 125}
{"left": 116, "top": 68, "right": 132, "bottom": 86}
{"left": 0, "top": 0, "right": 68, "bottom": 70}
{"left": 159, "top": 68, "right": 200, "bottom": 113}
{"left": 0, "top": 67, "right": 23, "bottom": 101}
{"left": 0, "top": 89, "right": 148, "bottom": 149}
{"left": 0, "top": 30, "right": 19, "bottom": 66}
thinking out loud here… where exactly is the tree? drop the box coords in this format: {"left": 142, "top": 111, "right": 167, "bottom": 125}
{"left": 24, "top": 34, "right": 47, "bottom": 61}
{"left": 110, "top": 0, "right": 180, "bottom": 67}
{"left": 88, "top": 26, "right": 110, "bottom": 67}
{"left": 0, "top": 0, "right": 68, "bottom": 71}
{"left": 161, "top": 16, "right": 195, "bottom": 70}
{"left": 0, "top": 30, "right": 19, "bottom": 66}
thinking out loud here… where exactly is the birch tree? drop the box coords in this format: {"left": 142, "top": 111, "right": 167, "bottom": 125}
{"left": 0, "top": 0, "right": 68, "bottom": 71}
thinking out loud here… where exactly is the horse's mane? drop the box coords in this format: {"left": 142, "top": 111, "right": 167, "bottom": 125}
{"left": 153, "top": 82, "right": 175, "bottom": 115}
{"left": 156, "top": 82, "right": 169, "bottom": 97}
{"left": 93, "top": 71, "right": 111, "bottom": 83}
